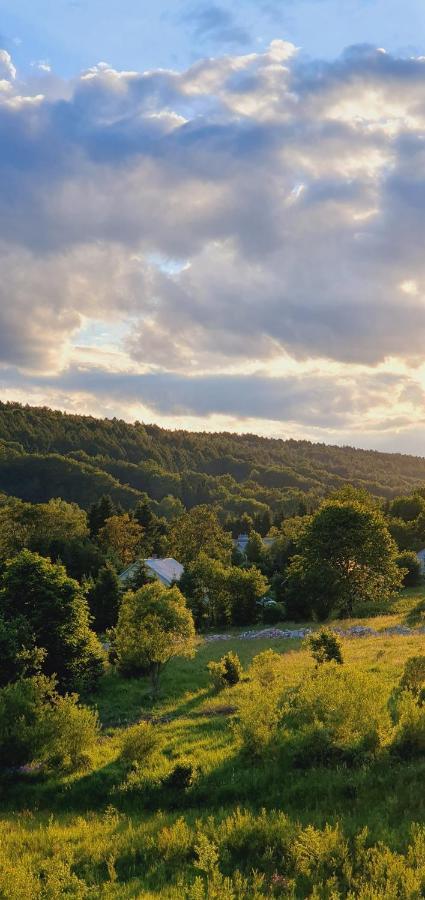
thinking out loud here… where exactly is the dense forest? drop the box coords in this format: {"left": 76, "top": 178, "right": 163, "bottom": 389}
{"left": 2, "top": 402, "right": 425, "bottom": 521}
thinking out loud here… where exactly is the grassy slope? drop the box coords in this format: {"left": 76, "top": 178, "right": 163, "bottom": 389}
{"left": 3, "top": 589, "right": 425, "bottom": 897}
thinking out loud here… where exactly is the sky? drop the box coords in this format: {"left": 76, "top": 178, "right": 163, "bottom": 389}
{"left": 2, "top": 2, "right": 425, "bottom": 453}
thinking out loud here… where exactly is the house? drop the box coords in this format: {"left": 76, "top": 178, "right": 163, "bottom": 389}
{"left": 119, "top": 557, "right": 184, "bottom": 588}
{"left": 417, "top": 549, "right": 425, "bottom": 574}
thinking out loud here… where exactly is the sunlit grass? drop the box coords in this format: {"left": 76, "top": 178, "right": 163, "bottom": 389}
{"left": 3, "top": 589, "right": 425, "bottom": 896}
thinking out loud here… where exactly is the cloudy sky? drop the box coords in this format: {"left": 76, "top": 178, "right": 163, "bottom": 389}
{"left": 2, "top": 1, "right": 425, "bottom": 452}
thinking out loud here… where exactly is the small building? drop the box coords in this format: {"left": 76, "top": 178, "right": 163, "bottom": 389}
{"left": 119, "top": 557, "right": 184, "bottom": 588}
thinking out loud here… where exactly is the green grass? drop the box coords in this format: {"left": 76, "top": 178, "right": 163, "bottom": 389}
{"left": 3, "top": 591, "right": 425, "bottom": 897}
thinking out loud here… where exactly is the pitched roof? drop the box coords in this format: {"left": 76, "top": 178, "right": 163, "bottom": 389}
{"left": 145, "top": 557, "right": 184, "bottom": 585}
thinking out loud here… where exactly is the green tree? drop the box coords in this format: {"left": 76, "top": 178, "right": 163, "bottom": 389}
{"left": 227, "top": 566, "right": 268, "bottom": 626}
{"left": 87, "top": 563, "right": 122, "bottom": 632}
{"left": 88, "top": 494, "right": 116, "bottom": 537}
{"left": 98, "top": 513, "right": 143, "bottom": 569}
{"left": 245, "top": 530, "right": 265, "bottom": 566}
{"left": 0, "top": 674, "right": 99, "bottom": 770}
{"left": 169, "top": 505, "right": 232, "bottom": 566}
{"left": 285, "top": 500, "right": 402, "bottom": 620}
{"left": 114, "top": 582, "right": 196, "bottom": 698}
{"left": 156, "top": 494, "right": 185, "bottom": 522}
{"left": 181, "top": 554, "right": 267, "bottom": 628}
{"left": 0, "top": 551, "right": 104, "bottom": 691}
{"left": 396, "top": 551, "right": 421, "bottom": 587}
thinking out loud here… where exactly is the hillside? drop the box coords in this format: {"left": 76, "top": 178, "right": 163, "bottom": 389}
{"left": 1, "top": 402, "right": 425, "bottom": 515}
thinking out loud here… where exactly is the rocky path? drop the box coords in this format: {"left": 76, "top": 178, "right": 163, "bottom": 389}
{"left": 205, "top": 624, "right": 425, "bottom": 643}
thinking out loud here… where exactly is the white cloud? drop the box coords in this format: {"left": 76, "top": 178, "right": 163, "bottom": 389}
{"left": 1, "top": 42, "right": 425, "bottom": 446}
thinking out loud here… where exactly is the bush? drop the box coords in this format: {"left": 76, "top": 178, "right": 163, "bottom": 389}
{"left": 307, "top": 629, "right": 343, "bottom": 666}
{"left": 396, "top": 551, "right": 421, "bottom": 587}
{"left": 121, "top": 721, "right": 162, "bottom": 768}
{"left": 0, "top": 675, "right": 99, "bottom": 770}
{"left": 283, "top": 665, "right": 391, "bottom": 763}
{"left": 0, "top": 674, "right": 56, "bottom": 768}
{"left": 262, "top": 601, "right": 285, "bottom": 625}
{"left": 399, "top": 656, "right": 425, "bottom": 696}
{"left": 391, "top": 692, "right": 425, "bottom": 758}
{"left": 165, "top": 762, "right": 197, "bottom": 790}
{"left": 235, "top": 682, "right": 282, "bottom": 756}
{"left": 207, "top": 652, "right": 243, "bottom": 692}
{"left": 44, "top": 695, "right": 100, "bottom": 770}
{"left": 249, "top": 650, "right": 284, "bottom": 688}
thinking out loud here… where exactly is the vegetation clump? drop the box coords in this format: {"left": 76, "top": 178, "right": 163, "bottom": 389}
{"left": 307, "top": 628, "right": 344, "bottom": 666}
{"left": 120, "top": 720, "right": 163, "bottom": 768}
{"left": 207, "top": 652, "right": 243, "bottom": 691}
{"left": 114, "top": 581, "right": 196, "bottom": 697}
{"left": 0, "top": 674, "right": 99, "bottom": 771}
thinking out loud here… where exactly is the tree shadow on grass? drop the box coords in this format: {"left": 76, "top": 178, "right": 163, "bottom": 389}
{"left": 403, "top": 596, "right": 425, "bottom": 627}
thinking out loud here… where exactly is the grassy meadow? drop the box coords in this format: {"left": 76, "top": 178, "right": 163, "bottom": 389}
{"left": 3, "top": 586, "right": 425, "bottom": 898}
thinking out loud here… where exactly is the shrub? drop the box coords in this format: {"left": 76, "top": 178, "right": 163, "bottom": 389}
{"left": 307, "top": 629, "right": 343, "bottom": 666}
{"left": 249, "top": 650, "right": 284, "bottom": 688}
{"left": 165, "top": 762, "right": 197, "bottom": 790}
{"left": 0, "top": 674, "right": 56, "bottom": 768}
{"left": 400, "top": 656, "right": 425, "bottom": 696}
{"left": 121, "top": 721, "right": 162, "bottom": 768}
{"left": 283, "top": 665, "right": 391, "bottom": 763}
{"left": 207, "top": 652, "right": 243, "bottom": 691}
{"left": 44, "top": 694, "right": 100, "bottom": 770}
{"left": 391, "top": 692, "right": 425, "bottom": 759}
{"left": 235, "top": 682, "right": 282, "bottom": 756}
{"left": 0, "top": 675, "right": 99, "bottom": 770}
{"left": 396, "top": 551, "right": 421, "bottom": 587}
{"left": 262, "top": 601, "right": 285, "bottom": 625}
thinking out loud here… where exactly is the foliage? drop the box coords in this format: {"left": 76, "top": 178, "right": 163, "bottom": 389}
{"left": 86, "top": 563, "right": 122, "bottom": 632}
{"left": 182, "top": 554, "right": 268, "bottom": 628}
{"left": 307, "top": 628, "right": 344, "bottom": 666}
{"left": 0, "top": 674, "right": 57, "bottom": 768}
{"left": 165, "top": 762, "right": 197, "bottom": 791}
{"left": 235, "top": 681, "right": 282, "bottom": 756}
{"left": 0, "top": 674, "right": 99, "bottom": 770}
{"left": 261, "top": 600, "right": 285, "bottom": 624}
{"left": 207, "top": 652, "right": 243, "bottom": 691}
{"left": 283, "top": 664, "right": 391, "bottom": 763}
{"left": 245, "top": 530, "right": 265, "bottom": 566}
{"left": 114, "top": 581, "right": 196, "bottom": 696}
{"left": 399, "top": 655, "right": 425, "bottom": 695}
{"left": 88, "top": 493, "right": 116, "bottom": 536}
{"left": 43, "top": 693, "right": 100, "bottom": 771}
{"left": 396, "top": 550, "right": 422, "bottom": 587}
{"left": 0, "top": 550, "right": 105, "bottom": 691}
{"left": 169, "top": 505, "right": 232, "bottom": 566}
{"left": 391, "top": 692, "right": 425, "bottom": 759}
{"left": 120, "top": 721, "right": 163, "bottom": 767}
{"left": 98, "top": 512, "right": 144, "bottom": 568}
{"left": 286, "top": 499, "right": 402, "bottom": 620}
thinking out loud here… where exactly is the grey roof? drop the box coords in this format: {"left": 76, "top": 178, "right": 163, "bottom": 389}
{"left": 144, "top": 557, "right": 184, "bottom": 585}
{"left": 119, "top": 557, "right": 184, "bottom": 586}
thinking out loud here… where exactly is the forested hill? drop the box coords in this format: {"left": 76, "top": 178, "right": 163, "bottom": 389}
{"left": 1, "top": 401, "right": 425, "bottom": 517}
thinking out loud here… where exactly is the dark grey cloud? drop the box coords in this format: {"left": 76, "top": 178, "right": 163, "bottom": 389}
{"left": 181, "top": 4, "right": 251, "bottom": 47}
{"left": 0, "top": 364, "right": 419, "bottom": 430}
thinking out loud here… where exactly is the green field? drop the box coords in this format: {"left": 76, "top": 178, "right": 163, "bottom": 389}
{"left": 3, "top": 588, "right": 425, "bottom": 898}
